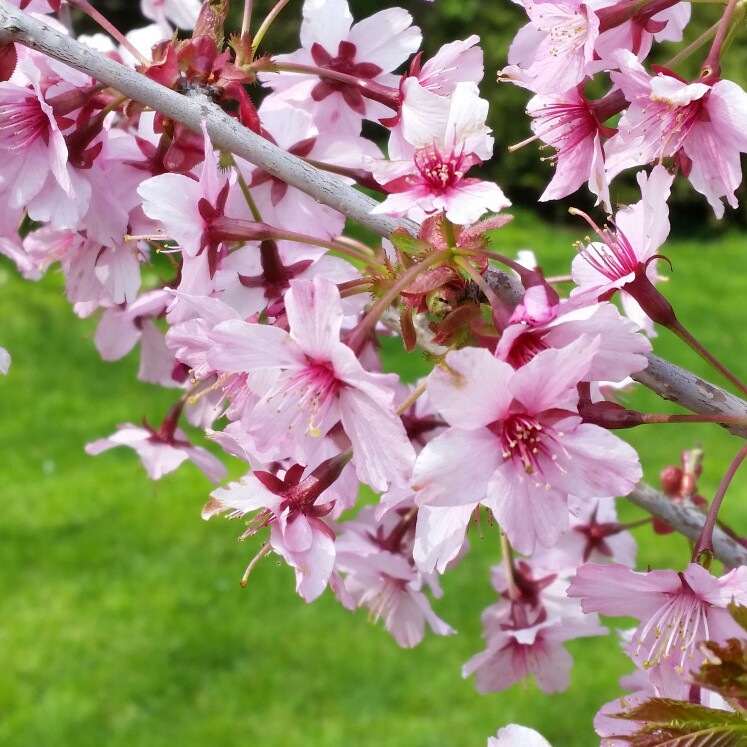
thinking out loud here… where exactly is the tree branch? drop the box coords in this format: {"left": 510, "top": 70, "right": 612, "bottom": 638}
{"left": 628, "top": 483, "right": 747, "bottom": 568}
{"left": 0, "top": 1, "right": 417, "bottom": 239}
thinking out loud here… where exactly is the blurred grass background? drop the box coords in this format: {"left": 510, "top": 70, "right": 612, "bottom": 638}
{"left": 2, "top": 1, "right": 747, "bottom": 745}
{"left": 2, "top": 210, "right": 747, "bottom": 747}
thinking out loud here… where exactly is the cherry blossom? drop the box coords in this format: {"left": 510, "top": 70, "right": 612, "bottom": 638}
{"left": 263, "top": 0, "right": 421, "bottom": 134}
{"left": 570, "top": 165, "right": 674, "bottom": 333}
{"left": 0, "top": 57, "right": 74, "bottom": 216}
{"left": 463, "top": 614, "right": 606, "bottom": 693}
{"left": 208, "top": 276, "right": 416, "bottom": 492}
{"left": 526, "top": 86, "right": 611, "bottom": 209}
{"left": 503, "top": 0, "right": 601, "bottom": 95}
{"left": 605, "top": 50, "right": 747, "bottom": 217}
{"left": 370, "top": 81, "right": 509, "bottom": 225}
{"left": 85, "top": 419, "right": 226, "bottom": 483}
{"left": 335, "top": 507, "right": 454, "bottom": 647}
{"left": 413, "top": 340, "right": 642, "bottom": 554}
{"left": 202, "top": 457, "right": 351, "bottom": 602}
{"left": 531, "top": 497, "right": 637, "bottom": 572}
{"left": 568, "top": 562, "right": 747, "bottom": 676}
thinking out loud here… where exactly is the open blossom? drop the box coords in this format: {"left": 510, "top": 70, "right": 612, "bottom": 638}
{"left": 496, "top": 300, "right": 651, "bottom": 384}
{"left": 202, "top": 457, "right": 351, "bottom": 602}
{"left": 138, "top": 125, "right": 230, "bottom": 261}
{"left": 85, "top": 420, "right": 226, "bottom": 483}
{"left": 526, "top": 86, "right": 611, "bottom": 209}
{"left": 568, "top": 562, "right": 747, "bottom": 677}
{"left": 370, "top": 81, "right": 510, "bottom": 225}
{"left": 502, "top": 0, "right": 600, "bottom": 95}
{"left": 464, "top": 615, "right": 606, "bottom": 693}
{"left": 412, "top": 339, "right": 642, "bottom": 554}
{"left": 0, "top": 346, "right": 10, "bottom": 374}
{"left": 0, "top": 57, "right": 74, "bottom": 214}
{"left": 594, "top": 2, "right": 691, "bottom": 62}
{"left": 570, "top": 165, "right": 673, "bottom": 334}
{"left": 263, "top": 0, "right": 421, "bottom": 134}
{"left": 335, "top": 507, "right": 455, "bottom": 647}
{"left": 532, "top": 497, "right": 637, "bottom": 573}
{"left": 605, "top": 50, "right": 747, "bottom": 217}
{"left": 208, "top": 276, "right": 415, "bottom": 492}
{"left": 464, "top": 556, "right": 606, "bottom": 693}
{"left": 407, "top": 35, "right": 483, "bottom": 98}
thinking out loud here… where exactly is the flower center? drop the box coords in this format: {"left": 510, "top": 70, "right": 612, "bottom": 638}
{"left": 495, "top": 414, "right": 553, "bottom": 476}
{"left": 0, "top": 95, "right": 50, "bottom": 151}
{"left": 310, "top": 41, "right": 383, "bottom": 113}
{"left": 581, "top": 226, "right": 639, "bottom": 283}
{"left": 635, "top": 584, "right": 709, "bottom": 673}
{"left": 414, "top": 144, "right": 470, "bottom": 192}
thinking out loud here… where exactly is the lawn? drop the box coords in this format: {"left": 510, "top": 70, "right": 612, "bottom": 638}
{"left": 1, "top": 210, "right": 746, "bottom": 747}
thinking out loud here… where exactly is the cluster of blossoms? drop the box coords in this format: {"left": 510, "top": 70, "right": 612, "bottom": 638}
{"left": 2, "top": 0, "right": 747, "bottom": 743}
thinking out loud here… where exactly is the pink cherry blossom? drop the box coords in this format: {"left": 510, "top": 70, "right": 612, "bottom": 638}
{"left": 570, "top": 165, "right": 674, "bottom": 323}
{"left": 208, "top": 276, "right": 416, "bottom": 492}
{"left": 532, "top": 497, "right": 637, "bottom": 572}
{"left": 263, "top": 0, "right": 421, "bottom": 134}
{"left": 605, "top": 50, "right": 747, "bottom": 217}
{"left": 526, "top": 86, "right": 611, "bottom": 209}
{"left": 371, "top": 81, "right": 510, "bottom": 225}
{"left": 568, "top": 561, "right": 747, "bottom": 676}
{"left": 408, "top": 35, "right": 483, "bottom": 97}
{"left": 0, "top": 57, "right": 73, "bottom": 213}
{"left": 85, "top": 420, "right": 226, "bottom": 483}
{"left": 138, "top": 125, "right": 230, "bottom": 262}
{"left": 335, "top": 508, "right": 455, "bottom": 647}
{"left": 413, "top": 340, "right": 642, "bottom": 553}
{"left": 503, "top": 0, "right": 601, "bottom": 95}
{"left": 496, "top": 300, "right": 651, "bottom": 384}
{"left": 202, "top": 458, "right": 350, "bottom": 602}
{"left": 463, "top": 614, "right": 606, "bottom": 693}
{"left": 594, "top": 2, "right": 691, "bottom": 62}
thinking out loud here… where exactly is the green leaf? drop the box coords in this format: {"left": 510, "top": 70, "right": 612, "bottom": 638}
{"left": 610, "top": 697, "right": 747, "bottom": 746}
{"left": 389, "top": 229, "right": 431, "bottom": 256}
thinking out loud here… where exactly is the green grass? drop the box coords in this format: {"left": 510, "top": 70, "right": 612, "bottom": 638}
{"left": 1, "top": 213, "right": 747, "bottom": 747}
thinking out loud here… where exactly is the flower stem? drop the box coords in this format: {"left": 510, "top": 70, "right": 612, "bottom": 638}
{"left": 253, "top": 60, "right": 400, "bottom": 110}
{"left": 701, "top": 0, "right": 739, "bottom": 81}
{"left": 68, "top": 0, "right": 148, "bottom": 66}
{"left": 396, "top": 380, "right": 428, "bottom": 416}
{"left": 664, "top": 19, "right": 720, "bottom": 71}
{"left": 500, "top": 532, "right": 520, "bottom": 602}
{"left": 640, "top": 413, "right": 747, "bottom": 426}
{"left": 252, "top": 0, "right": 291, "bottom": 53}
{"left": 345, "top": 249, "right": 451, "bottom": 355}
{"left": 240, "top": 0, "right": 253, "bottom": 39}
{"left": 692, "top": 441, "right": 747, "bottom": 564}
{"left": 669, "top": 319, "right": 747, "bottom": 398}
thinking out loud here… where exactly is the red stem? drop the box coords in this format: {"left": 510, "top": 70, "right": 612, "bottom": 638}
{"left": 692, "top": 441, "right": 747, "bottom": 562}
